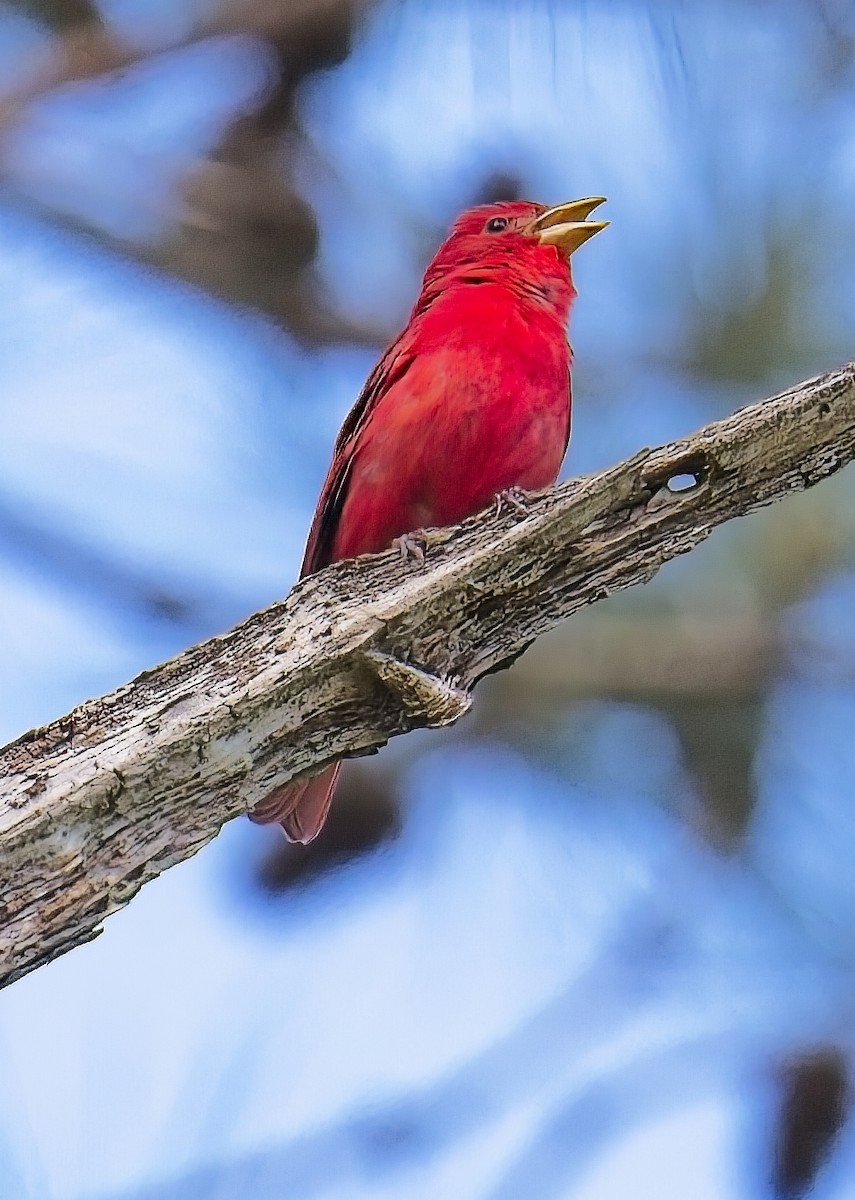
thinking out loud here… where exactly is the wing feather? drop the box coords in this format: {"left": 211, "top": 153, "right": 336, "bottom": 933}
{"left": 300, "top": 340, "right": 415, "bottom": 575}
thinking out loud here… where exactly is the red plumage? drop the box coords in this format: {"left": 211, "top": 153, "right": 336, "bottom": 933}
{"left": 250, "top": 197, "right": 607, "bottom": 841}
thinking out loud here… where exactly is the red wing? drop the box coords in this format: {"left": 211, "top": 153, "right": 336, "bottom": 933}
{"left": 300, "top": 338, "right": 415, "bottom": 576}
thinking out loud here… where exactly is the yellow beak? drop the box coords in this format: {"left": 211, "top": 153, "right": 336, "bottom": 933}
{"left": 530, "top": 196, "right": 608, "bottom": 255}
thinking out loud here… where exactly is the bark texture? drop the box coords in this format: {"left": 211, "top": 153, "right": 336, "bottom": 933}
{"left": 1, "top": 361, "right": 854, "bottom": 989}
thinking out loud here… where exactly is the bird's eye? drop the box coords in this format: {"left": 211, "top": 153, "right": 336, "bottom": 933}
{"left": 485, "top": 216, "right": 510, "bottom": 233}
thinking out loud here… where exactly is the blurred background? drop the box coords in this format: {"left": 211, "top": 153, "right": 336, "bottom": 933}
{"left": 0, "top": 0, "right": 854, "bottom": 1197}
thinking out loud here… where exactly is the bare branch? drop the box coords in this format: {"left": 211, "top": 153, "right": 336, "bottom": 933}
{"left": 1, "top": 361, "right": 854, "bottom": 989}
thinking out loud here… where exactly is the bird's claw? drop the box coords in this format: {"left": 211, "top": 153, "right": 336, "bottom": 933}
{"left": 494, "top": 486, "right": 531, "bottom": 517}
{"left": 393, "top": 531, "right": 427, "bottom": 566}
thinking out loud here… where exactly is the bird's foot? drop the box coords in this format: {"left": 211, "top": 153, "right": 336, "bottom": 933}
{"left": 494, "top": 486, "right": 532, "bottom": 517}
{"left": 393, "top": 530, "right": 427, "bottom": 566}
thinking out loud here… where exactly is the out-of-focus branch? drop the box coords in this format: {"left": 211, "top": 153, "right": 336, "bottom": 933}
{"left": 0, "top": 488, "right": 245, "bottom": 633}
{"left": 0, "top": 0, "right": 379, "bottom": 342}
{"left": 0, "top": 360, "right": 854, "bottom": 990}
{"left": 0, "top": 0, "right": 365, "bottom": 123}
{"left": 496, "top": 613, "right": 779, "bottom": 704}
{"left": 772, "top": 1047, "right": 852, "bottom": 1200}
{"left": 9, "top": 0, "right": 103, "bottom": 34}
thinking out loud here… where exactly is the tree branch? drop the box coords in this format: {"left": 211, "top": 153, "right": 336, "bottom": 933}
{"left": 1, "top": 361, "right": 854, "bottom": 989}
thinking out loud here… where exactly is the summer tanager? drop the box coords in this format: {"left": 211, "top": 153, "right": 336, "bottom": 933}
{"left": 251, "top": 197, "right": 608, "bottom": 842}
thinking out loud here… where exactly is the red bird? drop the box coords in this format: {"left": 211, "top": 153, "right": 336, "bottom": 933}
{"left": 251, "top": 196, "right": 608, "bottom": 842}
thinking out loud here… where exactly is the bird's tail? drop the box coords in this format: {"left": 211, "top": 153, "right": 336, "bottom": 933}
{"left": 249, "top": 764, "right": 341, "bottom": 844}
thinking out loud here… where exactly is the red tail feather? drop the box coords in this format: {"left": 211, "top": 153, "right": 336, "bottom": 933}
{"left": 249, "top": 764, "right": 341, "bottom": 844}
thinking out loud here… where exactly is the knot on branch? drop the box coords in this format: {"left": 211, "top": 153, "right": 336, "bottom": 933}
{"left": 359, "top": 650, "right": 472, "bottom": 728}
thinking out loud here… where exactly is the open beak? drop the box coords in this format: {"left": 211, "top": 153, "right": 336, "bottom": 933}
{"left": 529, "top": 196, "right": 608, "bottom": 255}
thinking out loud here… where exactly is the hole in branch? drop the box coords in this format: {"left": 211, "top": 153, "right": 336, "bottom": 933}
{"left": 641, "top": 449, "right": 713, "bottom": 497}
{"left": 666, "top": 472, "right": 699, "bottom": 493}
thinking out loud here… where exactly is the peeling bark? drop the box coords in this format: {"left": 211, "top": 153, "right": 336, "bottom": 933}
{"left": 1, "top": 361, "right": 854, "bottom": 989}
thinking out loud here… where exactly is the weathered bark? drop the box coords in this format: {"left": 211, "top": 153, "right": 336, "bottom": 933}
{"left": 1, "top": 361, "right": 854, "bottom": 989}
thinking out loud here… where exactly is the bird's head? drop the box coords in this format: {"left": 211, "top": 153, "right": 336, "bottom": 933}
{"left": 420, "top": 197, "right": 608, "bottom": 321}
